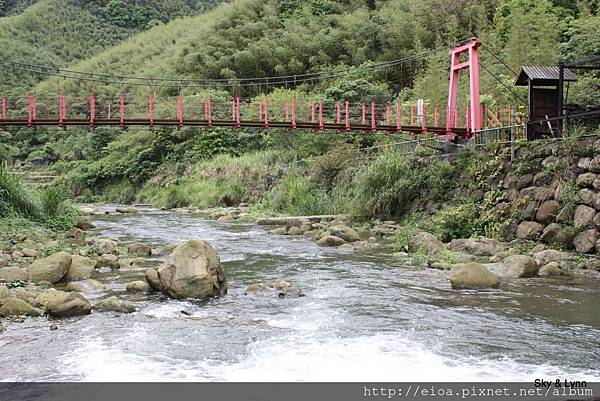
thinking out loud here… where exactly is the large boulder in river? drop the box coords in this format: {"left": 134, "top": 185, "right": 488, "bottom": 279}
{"left": 153, "top": 240, "right": 227, "bottom": 300}
{"left": 500, "top": 255, "right": 539, "bottom": 278}
{"left": 65, "top": 255, "right": 96, "bottom": 281}
{"left": 127, "top": 243, "right": 152, "bottom": 256}
{"left": 93, "top": 296, "right": 136, "bottom": 314}
{"left": 47, "top": 292, "right": 92, "bottom": 318}
{"left": 28, "top": 252, "right": 72, "bottom": 284}
{"left": 408, "top": 231, "right": 444, "bottom": 255}
{"left": 330, "top": 225, "right": 360, "bottom": 242}
{"left": 450, "top": 263, "right": 501, "bottom": 290}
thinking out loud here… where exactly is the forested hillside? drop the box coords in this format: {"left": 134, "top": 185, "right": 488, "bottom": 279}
{"left": 0, "top": 0, "right": 223, "bottom": 95}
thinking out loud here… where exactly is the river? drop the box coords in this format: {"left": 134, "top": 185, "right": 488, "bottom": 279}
{"left": 1, "top": 208, "right": 599, "bottom": 381}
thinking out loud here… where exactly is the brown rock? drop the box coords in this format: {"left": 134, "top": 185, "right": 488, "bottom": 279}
{"left": 573, "top": 229, "right": 598, "bottom": 253}
{"left": 516, "top": 174, "right": 533, "bottom": 190}
{"left": 578, "top": 189, "right": 596, "bottom": 206}
{"left": 535, "top": 200, "right": 559, "bottom": 224}
{"left": 556, "top": 207, "right": 573, "bottom": 223}
{"left": 516, "top": 221, "right": 545, "bottom": 240}
{"left": 576, "top": 173, "right": 597, "bottom": 188}
{"left": 540, "top": 223, "right": 560, "bottom": 244}
{"left": 574, "top": 205, "right": 596, "bottom": 228}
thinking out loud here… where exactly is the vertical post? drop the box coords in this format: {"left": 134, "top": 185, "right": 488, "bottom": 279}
{"left": 318, "top": 98, "right": 323, "bottom": 130}
{"left": 178, "top": 96, "right": 183, "bottom": 128}
{"left": 345, "top": 100, "right": 350, "bottom": 131}
{"left": 468, "top": 41, "right": 482, "bottom": 132}
{"left": 421, "top": 105, "right": 426, "bottom": 131}
{"left": 264, "top": 97, "right": 269, "bottom": 128}
{"left": 148, "top": 93, "right": 154, "bottom": 129}
{"left": 59, "top": 95, "right": 66, "bottom": 128}
{"left": 232, "top": 98, "right": 236, "bottom": 124}
{"left": 207, "top": 97, "right": 212, "bottom": 128}
{"left": 434, "top": 107, "right": 439, "bottom": 127}
{"left": 410, "top": 107, "right": 414, "bottom": 126}
{"left": 236, "top": 96, "right": 241, "bottom": 128}
{"left": 371, "top": 101, "right": 376, "bottom": 131}
{"left": 396, "top": 103, "right": 401, "bottom": 132}
{"left": 311, "top": 102, "right": 315, "bottom": 124}
{"left": 1, "top": 96, "right": 5, "bottom": 130}
{"left": 285, "top": 100, "right": 289, "bottom": 122}
{"left": 336, "top": 101, "right": 341, "bottom": 124}
{"left": 89, "top": 95, "right": 95, "bottom": 129}
{"left": 510, "top": 108, "right": 516, "bottom": 161}
{"left": 292, "top": 97, "right": 297, "bottom": 129}
{"left": 259, "top": 97, "right": 263, "bottom": 123}
{"left": 558, "top": 64, "right": 564, "bottom": 136}
{"left": 120, "top": 94, "right": 125, "bottom": 129}
{"left": 361, "top": 104, "right": 366, "bottom": 126}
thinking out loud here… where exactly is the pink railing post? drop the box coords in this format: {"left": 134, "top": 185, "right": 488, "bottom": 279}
{"left": 259, "top": 97, "right": 263, "bottom": 123}
{"left": 236, "top": 96, "right": 241, "bottom": 128}
{"left": 264, "top": 97, "right": 269, "bottom": 128}
{"left": 285, "top": 100, "right": 289, "bottom": 122}
{"left": 421, "top": 105, "right": 427, "bottom": 132}
{"left": 148, "top": 93, "right": 154, "bottom": 129}
{"left": 311, "top": 102, "right": 316, "bottom": 123}
{"left": 292, "top": 97, "right": 297, "bottom": 129}
{"left": 318, "top": 99, "right": 323, "bottom": 130}
{"left": 410, "top": 107, "right": 414, "bottom": 126}
{"left": 120, "top": 94, "right": 125, "bottom": 129}
{"left": 345, "top": 100, "right": 350, "bottom": 131}
{"left": 1, "top": 96, "right": 5, "bottom": 130}
{"left": 434, "top": 107, "right": 439, "bottom": 127}
{"left": 396, "top": 103, "right": 402, "bottom": 132}
{"left": 177, "top": 96, "right": 183, "bottom": 128}
{"left": 207, "top": 97, "right": 212, "bottom": 128}
{"left": 371, "top": 101, "right": 376, "bottom": 131}
{"left": 89, "top": 95, "right": 95, "bottom": 129}
{"left": 231, "top": 98, "right": 236, "bottom": 125}
{"left": 361, "top": 104, "right": 366, "bottom": 126}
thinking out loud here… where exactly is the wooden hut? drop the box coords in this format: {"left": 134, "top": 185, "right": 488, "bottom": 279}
{"left": 514, "top": 66, "right": 576, "bottom": 140}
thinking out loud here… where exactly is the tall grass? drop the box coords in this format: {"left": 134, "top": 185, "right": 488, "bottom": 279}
{"left": 0, "top": 166, "right": 79, "bottom": 230}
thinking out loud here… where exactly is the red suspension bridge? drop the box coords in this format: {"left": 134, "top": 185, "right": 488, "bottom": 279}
{"left": 0, "top": 38, "right": 517, "bottom": 140}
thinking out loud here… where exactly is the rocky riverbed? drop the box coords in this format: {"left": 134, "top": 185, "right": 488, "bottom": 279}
{"left": 1, "top": 204, "right": 600, "bottom": 381}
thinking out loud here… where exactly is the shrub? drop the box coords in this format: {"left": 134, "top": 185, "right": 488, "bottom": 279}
{"left": 265, "top": 174, "right": 331, "bottom": 216}
{"left": 427, "top": 202, "right": 481, "bottom": 242}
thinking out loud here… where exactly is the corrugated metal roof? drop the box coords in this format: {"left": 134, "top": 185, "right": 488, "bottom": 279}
{"left": 515, "top": 66, "right": 577, "bottom": 85}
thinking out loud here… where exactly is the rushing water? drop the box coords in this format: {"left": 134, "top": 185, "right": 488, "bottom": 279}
{"left": 1, "top": 207, "right": 600, "bottom": 382}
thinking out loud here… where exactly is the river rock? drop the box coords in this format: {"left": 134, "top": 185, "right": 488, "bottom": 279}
{"left": 286, "top": 226, "right": 303, "bottom": 236}
{"left": 34, "top": 289, "right": 71, "bottom": 310}
{"left": 449, "top": 263, "right": 501, "bottom": 290}
{"left": 160, "top": 244, "right": 178, "bottom": 254}
{"left": 516, "top": 221, "right": 544, "bottom": 240}
{"left": 0, "top": 298, "right": 41, "bottom": 317}
{"left": 244, "top": 279, "right": 304, "bottom": 298}
{"left": 97, "top": 254, "right": 119, "bottom": 269}
{"left": 0, "top": 285, "right": 9, "bottom": 301}
{"left": 534, "top": 249, "right": 570, "bottom": 266}
{"left": 576, "top": 172, "right": 597, "bottom": 188}
{"left": 0, "top": 266, "right": 30, "bottom": 282}
{"left": 330, "top": 225, "right": 360, "bottom": 242}
{"left": 127, "top": 243, "right": 152, "bottom": 256}
{"left": 28, "top": 252, "right": 72, "bottom": 284}
{"left": 408, "top": 231, "right": 444, "bottom": 255}
{"left": 539, "top": 262, "right": 562, "bottom": 276}
{"left": 47, "top": 292, "right": 92, "bottom": 318}
{"left": 145, "top": 268, "right": 162, "bottom": 291}
{"left": 573, "top": 229, "right": 598, "bottom": 253}
{"left": 93, "top": 296, "right": 136, "bottom": 314}
{"left": 126, "top": 281, "right": 150, "bottom": 293}
{"left": 77, "top": 218, "right": 96, "bottom": 230}
{"left": 317, "top": 235, "right": 346, "bottom": 246}
{"left": 21, "top": 248, "right": 37, "bottom": 258}
{"left": 500, "top": 255, "right": 539, "bottom": 278}
{"left": 66, "top": 279, "right": 106, "bottom": 293}
{"left": 65, "top": 255, "right": 96, "bottom": 281}
{"left": 155, "top": 240, "right": 227, "bottom": 300}
{"left": 116, "top": 207, "right": 139, "bottom": 214}
{"left": 98, "top": 239, "right": 118, "bottom": 255}
{"left": 448, "top": 238, "right": 505, "bottom": 256}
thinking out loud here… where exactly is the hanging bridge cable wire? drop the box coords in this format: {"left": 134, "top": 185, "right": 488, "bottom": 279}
{"left": 0, "top": 38, "right": 476, "bottom": 90}
{"left": 481, "top": 46, "right": 519, "bottom": 77}
{"left": 479, "top": 61, "right": 528, "bottom": 106}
